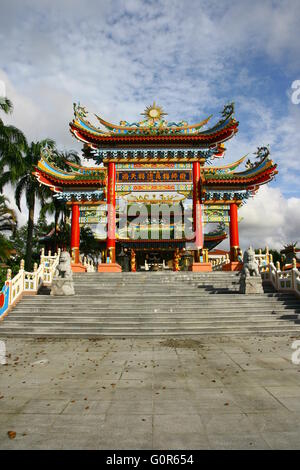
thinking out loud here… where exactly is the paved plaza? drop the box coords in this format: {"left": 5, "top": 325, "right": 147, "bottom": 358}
{"left": 1, "top": 334, "right": 300, "bottom": 449}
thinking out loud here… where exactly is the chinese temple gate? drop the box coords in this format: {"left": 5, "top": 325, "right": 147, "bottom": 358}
{"left": 34, "top": 102, "right": 277, "bottom": 272}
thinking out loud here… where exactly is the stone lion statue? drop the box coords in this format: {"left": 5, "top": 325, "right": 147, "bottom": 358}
{"left": 242, "top": 246, "right": 260, "bottom": 277}
{"left": 55, "top": 251, "right": 73, "bottom": 280}
{"left": 51, "top": 251, "right": 74, "bottom": 296}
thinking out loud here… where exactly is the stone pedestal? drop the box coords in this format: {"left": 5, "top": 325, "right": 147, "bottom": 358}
{"left": 50, "top": 278, "right": 75, "bottom": 296}
{"left": 191, "top": 262, "right": 212, "bottom": 272}
{"left": 240, "top": 275, "right": 264, "bottom": 294}
{"left": 97, "top": 263, "right": 122, "bottom": 273}
{"left": 222, "top": 262, "right": 243, "bottom": 272}
{"left": 71, "top": 263, "right": 86, "bottom": 273}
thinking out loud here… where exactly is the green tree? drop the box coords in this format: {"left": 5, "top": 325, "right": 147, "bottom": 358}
{"left": 0, "top": 194, "right": 17, "bottom": 233}
{"left": 41, "top": 197, "right": 70, "bottom": 246}
{"left": 80, "top": 226, "right": 100, "bottom": 262}
{"left": 0, "top": 194, "right": 17, "bottom": 274}
{"left": 0, "top": 97, "right": 26, "bottom": 184}
{"left": 9, "top": 217, "right": 54, "bottom": 262}
{"left": 14, "top": 139, "right": 55, "bottom": 270}
{"left": 269, "top": 249, "right": 281, "bottom": 266}
{"left": 50, "top": 149, "right": 81, "bottom": 171}
{"left": 9, "top": 225, "right": 28, "bottom": 258}
{"left": 0, "top": 234, "right": 13, "bottom": 263}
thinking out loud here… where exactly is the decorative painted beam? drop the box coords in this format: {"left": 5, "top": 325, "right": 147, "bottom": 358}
{"left": 203, "top": 190, "right": 253, "bottom": 203}
{"left": 84, "top": 147, "right": 222, "bottom": 164}
{"left": 53, "top": 190, "right": 104, "bottom": 202}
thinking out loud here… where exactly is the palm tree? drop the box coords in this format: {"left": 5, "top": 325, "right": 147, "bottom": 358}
{"left": 0, "top": 195, "right": 16, "bottom": 263}
{"left": 0, "top": 195, "right": 17, "bottom": 233}
{"left": 49, "top": 149, "right": 81, "bottom": 172}
{"left": 0, "top": 97, "right": 12, "bottom": 114}
{"left": 0, "top": 194, "right": 17, "bottom": 264}
{"left": 0, "top": 97, "right": 26, "bottom": 184}
{"left": 0, "top": 234, "right": 13, "bottom": 263}
{"left": 41, "top": 197, "right": 70, "bottom": 250}
{"left": 14, "top": 139, "right": 55, "bottom": 270}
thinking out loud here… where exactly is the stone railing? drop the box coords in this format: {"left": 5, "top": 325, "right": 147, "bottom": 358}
{"left": 0, "top": 249, "right": 61, "bottom": 320}
{"left": 41, "top": 250, "right": 60, "bottom": 285}
{"left": 210, "top": 247, "right": 271, "bottom": 272}
{"left": 260, "top": 258, "right": 300, "bottom": 299}
{"left": 80, "top": 255, "right": 96, "bottom": 272}
{"left": 211, "top": 254, "right": 230, "bottom": 271}
{"left": 255, "top": 247, "right": 271, "bottom": 267}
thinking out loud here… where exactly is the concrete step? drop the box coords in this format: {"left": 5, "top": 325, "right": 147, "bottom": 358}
{"left": 1, "top": 271, "right": 299, "bottom": 338}
{"left": 3, "top": 318, "right": 297, "bottom": 327}
{"left": 12, "top": 299, "right": 300, "bottom": 307}
{"left": 1, "top": 330, "right": 300, "bottom": 338}
{"left": 1, "top": 321, "right": 300, "bottom": 330}
{"left": 72, "top": 272, "right": 241, "bottom": 276}
{"left": 16, "top": 301, "right": 299, "bottom": 308}
{"left": 1, "top": 327, "right": 300, "bottom": 338}
{"left": 11, "top": 304, "right": 300, "bottom": 312}
{"left": 6, "top": 313, "right": 299, "bottom": 321}
{"left": 27, "top": 292, "right": 298, "bottom": 300}
{"left": 72, "top": 280, "right": 241, "bottom": 285}
{"left": 71, "top": 287, "right": 241, "bottom": 292}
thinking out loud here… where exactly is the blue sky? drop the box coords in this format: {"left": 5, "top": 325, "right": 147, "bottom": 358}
{"left": 1, "top": 0, "right": 300, "bottom": 248}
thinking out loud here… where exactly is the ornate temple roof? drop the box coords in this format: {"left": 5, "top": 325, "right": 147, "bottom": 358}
{"left": 34, "top": 146, "right": 277, "bottom": 205}
{"left": 203, "top": 147, "right": 277, "bottom": 192}
{"left": 70, "top": 102, "right": 239, "bottom": 154}
{"left": 33, "top": 152, "right": 106, "bottom": 193}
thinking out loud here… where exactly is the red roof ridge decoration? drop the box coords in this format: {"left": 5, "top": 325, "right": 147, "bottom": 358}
{"left": 70, "top": 102, "right": 239, "bottom": 149}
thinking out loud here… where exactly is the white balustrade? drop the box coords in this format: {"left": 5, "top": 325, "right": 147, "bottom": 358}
{"left": 210, "top": 247, "right": 270, "bottom": 272}
{"left": 9, "top": 266, "right": 24, "bottom": 305}
{"left": 260, "top": 258, "right": 300, "bottom": 299}
{"left": 210, "top": 254, "right": 230, "bottom": 271}
{"left": 1, "top": 249, "right": 61, "bottom": 318}
{"left": 81, "top": 255, "right": 96, "bottom": 272}
{"left": 43, "top": 250, "right": 60, "bottom": 285}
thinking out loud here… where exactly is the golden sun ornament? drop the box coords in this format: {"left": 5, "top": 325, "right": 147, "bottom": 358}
{"left": 141, "top": 102, "right": 167, "bottom": 122}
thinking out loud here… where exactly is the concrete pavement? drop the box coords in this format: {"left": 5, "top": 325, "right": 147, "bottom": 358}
{"left": 1, "top": 335, "right": 300, "bottom": 449}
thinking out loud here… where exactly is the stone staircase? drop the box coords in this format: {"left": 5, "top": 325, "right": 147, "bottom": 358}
{"left": 0, "top": 272, "right": 300, "bottom": 337}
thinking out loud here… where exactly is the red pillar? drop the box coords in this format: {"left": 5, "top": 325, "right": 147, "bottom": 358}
{"left": 192, "top": 161, "right": 203, "bottom": 253}
{"left": 107, "top": 161, "right": 116, "bottom": 263}
{"left": 71, "top": 203, "right": 80, "bottom": 264}
{"left": 229, "top": 203, "right": 240, "bottom": 261}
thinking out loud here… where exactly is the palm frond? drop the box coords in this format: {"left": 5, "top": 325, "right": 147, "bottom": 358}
{"left": 0, "top": 98, "right": 13, "bottom": 115}
{"left": 0, "top": 195, "right": 17, "bottom": 233}
{"left": 0, "top": 171, "right": 14, "bottom": 191}
{"left": 0, "top": 234, "right": 13, "bottom": 262}
{"left": 51, "top": 149, "right": 81, "bottom": 171}
{"left": 15, "top": 175, "right": 29, "bottom": 210}
{"left": 0, "top": 124, "right": 26, "bottom": 146}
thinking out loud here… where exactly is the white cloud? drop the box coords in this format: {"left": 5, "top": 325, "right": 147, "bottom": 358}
{"left": 0, "top": 0, "right": 300, "bottom": 245}
{"left": 239, "top": 186, "right": 300, "bottom": 250}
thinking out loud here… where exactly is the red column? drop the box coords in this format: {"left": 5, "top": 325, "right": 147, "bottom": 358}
{"left": 229, "top": 203, "right": 240, "bottom": 261}
{"left": 192, "top": 161, "right": 203, "bottom": 254}
{"left": 71, "top": 203, "right": 80, "bottom": 264}
{"left": 107, "top": 162, "right": 116, "bottom": 263}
